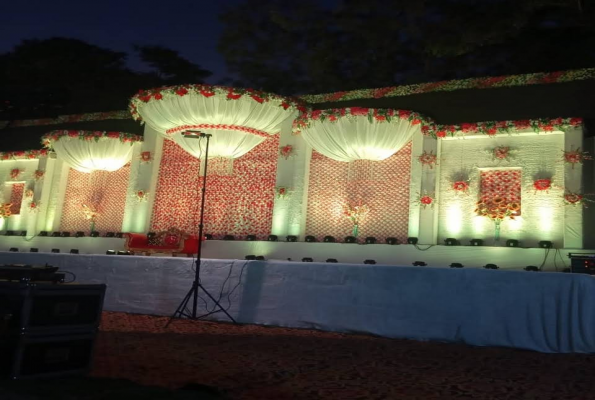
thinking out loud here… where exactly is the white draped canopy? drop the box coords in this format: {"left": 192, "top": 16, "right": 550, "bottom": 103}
{"left": 43, "top": 131, "right": 141, "bottom": 173}
{"left": 295, "top": 109, "right": 427, "bottom": 162}
{"left": 130, "top": 85, "right": 304, "bottom": 159}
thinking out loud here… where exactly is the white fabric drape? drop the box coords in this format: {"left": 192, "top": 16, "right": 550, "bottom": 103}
{"left": 172, "top": 129, "right": 266, "bottom": 159}
{"left": 52, "top": 137, "right": 138, "bottom": 173}
{"left": 300, "top": 117, "right": 420, "bottom": 162}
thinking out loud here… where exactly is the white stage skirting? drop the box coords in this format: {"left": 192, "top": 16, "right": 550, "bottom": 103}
{"left": 1, "top": 251, "right": 594, "bottom": 354}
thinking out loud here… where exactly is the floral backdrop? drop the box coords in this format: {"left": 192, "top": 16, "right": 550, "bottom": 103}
{"left": 150, "top": 137, "right": 279, "bottom": 237}
{"left": 480, "top": 170, "right": 522, "bottom": 213}
{"left": 306, "top": 142, "right": 412, "bottom": 242}
{"left": 60, "top": 166, "right": 131, "bottom": 233}
{"left": 9, "top": 183, "right": 24, "bottom": 215}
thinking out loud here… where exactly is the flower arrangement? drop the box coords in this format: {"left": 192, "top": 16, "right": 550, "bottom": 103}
{"left": 475, "top": 196, "right": 520, "bottom": 241}
{"left": 417, "top": 150, "right": 438, "bottom": 169}
{"left": 452, "top": 180, "right": 470, "bottom": 194}
{"left": 280, "top": 145, "right": 295, "bottom": 160}
{"left": 25, "top": 189, "right": 34, "bottom": 198}
{"left": 0, "top": 203, "right": 13, "bottom": 219}
{"left": 342, "top": 202, "right": 370, "bottom": 237}
{"left": 563, "top": 192, "right": 593, "bottom": 207}
{"left": 42, "top": 130, "right": 142, "bottom": 149}
{"left": 34, "top": 170, "right": 45, "bottom": 181}
{"left": 417, "top": 192, "right": 435, "bottom": 209}
{"left": 82, "top": 204, "right": 98, "bottom": 232}
{"left": 533, "top": 178, "right": 552, "bottom": 193}
{"left": 489, "top": 146, "right": 516, "bottom": 162}
{"left": 0, "top": 149, "right": 49, "bottom": 160}
{"left": 276, "top": 186, "right": 291, "bottom": 199}
{"left": 140, "top": 151, "right": 153, "bottom": 163}
{"left": 135, "top": 190, "right": 149, "bottom": 202}
{"left": 10, "top": 168, "right": 21, "bottom": 180}
{"left": 563, "top": 148, "right": 591, "bottom": 169}
{"left": 28, "top": 201, "right": 40, "bottom": 212}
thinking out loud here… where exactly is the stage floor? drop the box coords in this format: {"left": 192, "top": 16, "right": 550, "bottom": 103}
{"left": 1, "top": 251, "right": 594, "bottom": 353}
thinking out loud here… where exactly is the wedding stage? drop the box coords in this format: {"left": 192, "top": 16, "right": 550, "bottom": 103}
{"left": 1, "top": 248, "right": 594, "bottom": 354}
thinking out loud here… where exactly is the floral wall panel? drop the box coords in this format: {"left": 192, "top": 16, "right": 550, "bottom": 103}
{"left": 60, "top": 165, "right": 131, "bottom": 233}
{"left": 479, "top": 170, "right": 522, "bottom": 214}
{"left": 9, "top": 183, "right": 25, "bottom": 215}
{"left": 151, "top": 136, "right": 278, "bottom": 237}
{"left": 306, "top": 142, "right": 412, "bottom": 242}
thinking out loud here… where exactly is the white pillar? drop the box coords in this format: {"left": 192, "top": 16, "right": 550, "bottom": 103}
{"left": 563, "top": 126, "right": 584, "bottom": 249}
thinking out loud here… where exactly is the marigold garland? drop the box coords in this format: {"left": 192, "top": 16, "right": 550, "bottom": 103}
{"left": 0, "top": 203, "right": 13, "bottom": 219}
{"left": 475, "top": 196, "right": 519, "bottom": 222}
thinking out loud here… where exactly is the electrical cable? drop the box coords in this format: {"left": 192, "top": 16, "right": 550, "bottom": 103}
{"left": 61, "top": 270, "right": 76, "bottom": 283}
{"left": 539, "top": 248, "right": 550, "bottom": 271}
{"left": 414, "top": 244, "right": 434, "bottom": 251}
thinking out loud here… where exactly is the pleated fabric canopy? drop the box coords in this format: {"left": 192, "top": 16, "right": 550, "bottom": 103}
{"left": 42, "top": 130, "right": 142, "bottom": 173}
{"left": 292, "top": 108, "right": 435, "bottom": 162}
{"left": 130, "top": 85, "right": 307, "bottom": 159}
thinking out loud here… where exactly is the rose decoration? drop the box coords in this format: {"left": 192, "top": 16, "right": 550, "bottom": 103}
{"left": 563, "top": 192, "right": 593, "bottom": 207}
{"left": 25, "top": 189, "right": 34, "bottom": 198}
{"left": 140, "top": 151, "right": 153, "bottom": 163}
{"left": 10, "top": 168, "right": 21, "bottom": 180}
{"left": 533, "top": 179, "right": 552, "bottom": 193}
{"left": 452, "top": 180, "right": 470, "bottom": 194}
{"left": 563, "top": 148, "right": 591, "bottom": 169}
{"left": 28, "top": 201, "right": 40, "bottom": 212}
{"left": 490, "top": 146, "right": 515, "bottom": 162}
{"left": 280, "top": 145, "right": 294, "bottom": 160}
{"left": 276, "top": 186, "right": 291, "bottom": 199}
{"left": 135, "top": 190, "right": 149, "bottom": 202}
{"left": 417, "top": 193, "right": 435, "bottom": 209}
{"left": 34, "top": 170, "right": 45, "bottom": 181}
{"left": 417, "top": 150, "right": 438, "bottom": 169}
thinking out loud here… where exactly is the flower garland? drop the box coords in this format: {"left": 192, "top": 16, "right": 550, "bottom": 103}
{"left": 0, "top": 149, "right": 49, "bottom": 161}
{"left": 280, "top": 144, "right": 295, "bottom": 160}
{"left": 475, "top": 196, "right": 519, "bottom": 222}
{"left": 2, "top": 110, "right": 130, "bottom": 128}
{"left": 129, "top": 84, "right": 308, "bottom": 121}
{"left": 489, "top": 146, "right": 516, "bottom": 162}
{"left": 417, "top": 150, "right": 438, "bottom": 168}
{"left": 563, "top": 147, "right": 592, "bottom": 169}
{"left": 0, "top": 203, "right": 13, "bottom": 219}
{"left": 300, "top": 68, "right": 595, "bottom": 103}
{"left": 41, "top": 130, "right": 143, "bottom": 149}
{"left": 292, "top": 107, "right": 434, "bottom": 135}
{"left": 9, "top": 168, "right": 21, "bottom": 180}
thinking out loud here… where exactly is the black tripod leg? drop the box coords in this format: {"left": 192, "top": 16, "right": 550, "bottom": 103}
{"left": 165, "top": 284, "right": 195, "bottom": 328}
{"left": 197, "top": 283, "right": 237, "bottom": 323}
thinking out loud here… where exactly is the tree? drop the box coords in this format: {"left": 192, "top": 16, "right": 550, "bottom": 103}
{"left": 135, "top": 45, "right": 212, "bottom": 85}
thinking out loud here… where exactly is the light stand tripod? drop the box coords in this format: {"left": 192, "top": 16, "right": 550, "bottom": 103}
{"left": 167, "top": 131, "right": 236, "bottom": 326}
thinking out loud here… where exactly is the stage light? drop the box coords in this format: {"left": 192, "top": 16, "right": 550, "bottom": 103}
{"left": 9, "top": 248, "right": 18, "bottom": 252}
{"left": 255, "top": 255, "right": 266, "bottom": 261}
{"left": 344, "top": 236, "right": 357, "bottom": 243}
{"left": 116, "top": 232, "right": 124, "bottom": 238}
{"left": 116, "top": 251, "right": 129, "bottom": 255}
{"left": 30, "top": 248, "right": 38, "bottom": 252}
{"left": 385, "top": 237, "right": 398, "bottom": 245}
{"left": 407, "top": 237, "right": 418, "bottom": 245}
{"left": 19, "top": 231, "right": 26, "bottom": 237}
{"left": 364, "top": 259, "right": 376, "bottom": 264}
{"left": 444, "top": 238, "right": 459, "bottom": 246}
{"left": 105, "top": 232, "right": 115, "bottom": 238}
{"left": 506, "top": 239, "right": 519, "bottom": 247}
{"left": 51, "top": 249, "right": 60, "bottom": 253}
{"left": 305, "top": 235, "right": 317, "bottom": 242}
{"left": 5, "top": 230, "right": 15, "bottom": 236}
{"left": 90, "top": 231, "right": 99, "bottom": 237}
{"left": 70, "top": 249, "right": 79, "bottom": 254}
{"left": 106, "top": 250, "right": 116, "bottom": 255}
{"left": 365, "top": 237, "right": 377, "bottom": 244}
{"left": 539, "top": 240, "right": 553, "bottom": 249}
{"left": 267, "top": 235, "right": 278, "bottom": 242}
{"left": 147, "top": 232, "right": 156, "bottom": 238}
{"left": 245, "top": 255, "right": 256, "bottom": 260}
{"left": 323, "top": 236, "right": 336, "bottom": 243}
{"left": 286, "top": 235, "right": 297, "bottom": 242}
{"left": 302, "top": 257, "right": 313, "bottom": 262}
{"left": 39, "top": 231, "right": 48, "bottom": 237}
{"left": 75, "top": 231, "right": 85, "bottom": 238}
{"left": 61, "top": 232, "right": 71, "bottom": 237}
{"left": 524, "top": 266, "right": 539, "bottom": 272}
{"left": 246, "top": 234, "right": 256, "bottom": 241}
{"left": 223, "top": 235, "right": 235, "bottom": 241}
{"left": 413, "top": 261, "right": 427, "bottom": 266}
{"left": 469, "top": 239, "right": 483, "bottom": 246}
{"left": 450, "top": 263, "right": 464, "bottom": 268}
{"left": 484, "top": 264, "right": 499, "bottom": 269}
{"left": 205, "top": 234, "right": 214, "bottom": 240}
{"left": 51, "top": 232, "right": 61, "bottom": 237}
{"left": 326, "top": 258, "right": 338, "bottom": 263}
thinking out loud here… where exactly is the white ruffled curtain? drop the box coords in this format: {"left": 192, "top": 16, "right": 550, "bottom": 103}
{"left": 52, "top": 137, "right": 138, "bottom": 173}
{"left": 172, "top": 129, "right": 266, "bottom": 159}
{"left": 300, "top": 117, "right": 420, "bottom": 162}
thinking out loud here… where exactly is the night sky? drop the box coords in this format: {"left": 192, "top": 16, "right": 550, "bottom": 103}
{"left": 0, "top": 0, "right": 247, "bottom": 84}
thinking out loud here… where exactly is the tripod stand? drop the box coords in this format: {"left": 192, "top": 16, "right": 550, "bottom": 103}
{"left": 167, "top": 131, "right": 236, "bottom": 326}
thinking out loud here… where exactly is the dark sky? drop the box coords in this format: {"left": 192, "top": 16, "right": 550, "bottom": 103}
{"left": 0, "top": 0, "right": 247, "bottom": 84}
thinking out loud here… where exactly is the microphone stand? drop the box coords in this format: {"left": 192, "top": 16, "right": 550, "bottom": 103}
{"left": 167, "top": 131, "right": 236, "bottom": 326}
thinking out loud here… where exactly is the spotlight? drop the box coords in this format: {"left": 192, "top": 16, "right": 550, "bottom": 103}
{"left": 19, "top": 231, "right": 26, "bottom": 237}
{"left": 323, "top": 236, "right": 336, "bottom": 243}
{"left": 286, "top": 235, "right": 297, "bottom": 242}
{"left": 484, "top": 263, "right": 499, "bottom": 269}
{"left": 364, "top": 259, "right": 376, "bottom": 265}
{"left": 506, "top": 239, "right": 519, "bottom": 248}
{"left": 51, "top": 232, "right": 61, "bottom": 237}
{"left": 116, "top": 250, "right": 129, "bottom": 255}
{"left": 407, "top": 237, "right": 418, "bottom": 245}
{"left": 70, "top": 249, "right": 79, "bottom": 254}
{"left": 39, "top": 231, "right": 48, "bottom": 237}
{"left": 205, "top": 234, "right": 214, "bottom": 240}
{"left": 105, "top": 232, "right": 115, "bottom": 238}
{"left": 302, "top": 257, "right": 313, "bottom": 262}
{"left": 469, "top": 239, "right": 483, "bottom": 246}
{"left": 539, "top": 240, "right": 553, "bottom": 249}
{"left": 51, "top": 249, "right": 60, "bottom": 253}
{"left": 9, "top": 248, "right": 18, "bottom": 252}
{"left": 365, "top": 237, "right": 377, "bottom": 244}
{"left": 223, "top": 235, "right": 235, "bottom": 241}
{"left": 90, "top": 231, "right": 99, "bottom": 237}
{"left": 106, "top": 250, "right": 116, "bottom": 255}
{"left": 305, "top": 235, "right": 317, "bottom": 242}
{"left": 326, "top": 258, "right": 338, "bottom": 263}
{"left": 30, "top": 248, "right": 38, "bottom": 252}
{"left": 385, "top": 237, "right": 399, "bottom": 245}
{"left": 245, "top": 255, "right": 256, "bottom": 260}
{"left": 444, "top": 238, "right": 459, "bottom": 246}
{"left": 344, "top": 236, "right": 357, "bottom": 243}
{"left": 246, "top": 234, "right": 256, "bottom": 241}
{"left": 147, "top": 232, "right": 156, "bottom": 238}
{"left": 267, "top": 235, "right": 278, "bottom": 242}
{"left": 75, "top": 231, "right": 85, "bottom": 238}
{"left": 255, "top": 255, "right": 266, "bottom": 261}
{"left": 5, "top": 230, "right": 15, "bottom": 236}
{"left": 524, "top": 266, "right": 539, "bottom": 272}
{"left": 450, "top": 263, "right": 464, "bottom": 268}
{"left": 413, "top": 261, "right": 427, "bottom": 266}
{"left": 61, "top": 232, "right": 71, "bottom": 237}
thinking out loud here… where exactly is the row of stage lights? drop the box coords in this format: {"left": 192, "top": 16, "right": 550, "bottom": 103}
{"left": 213, "top": 234, "right": 408, "bottom": 244}
{"left": 446, "top": 237, "right": 554, "bottom": 249}
{"left": 7, "top": 247, "right": 132, "bottom": 255}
